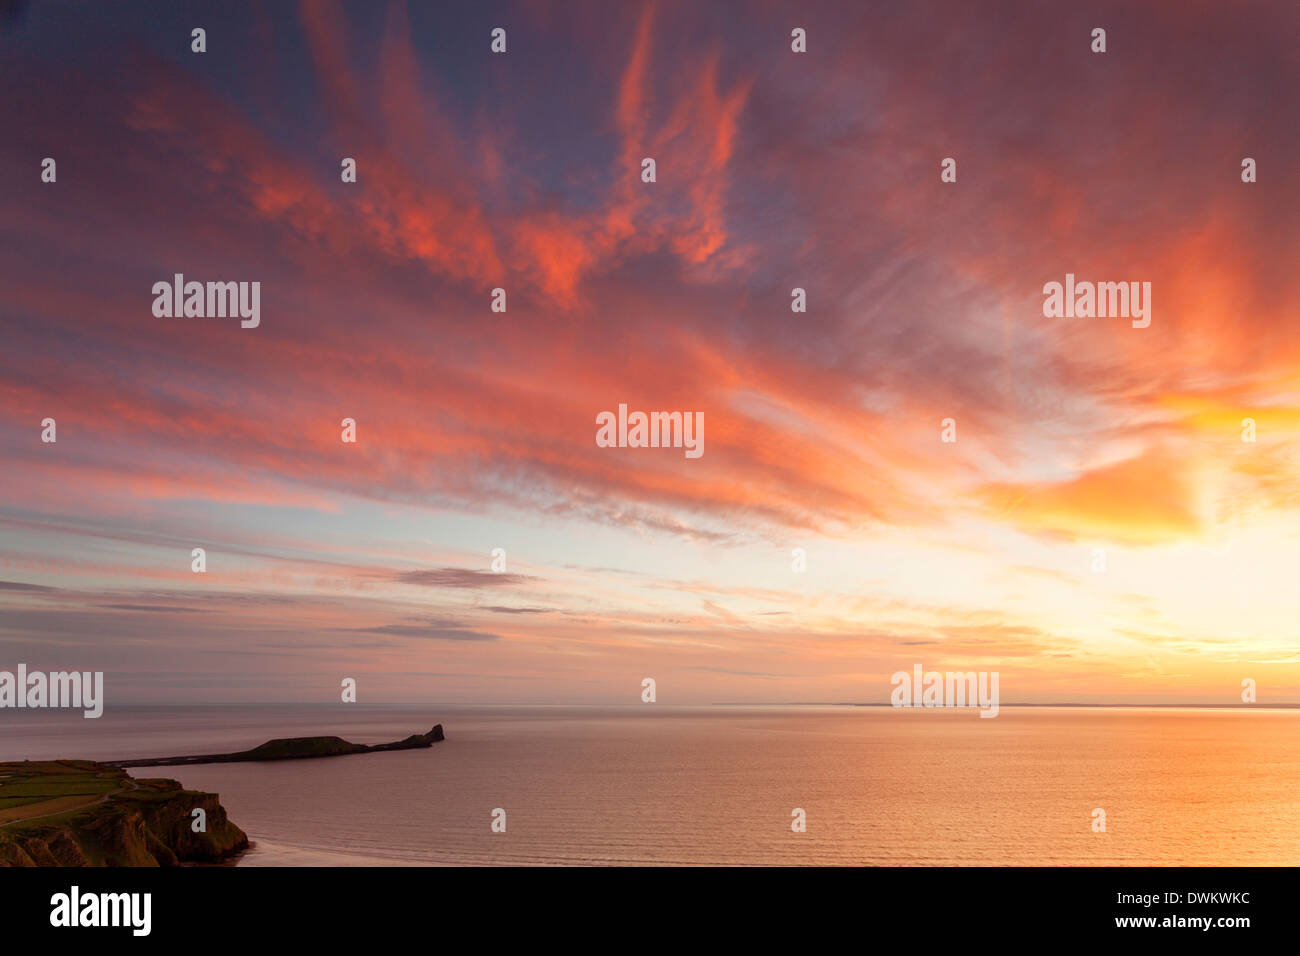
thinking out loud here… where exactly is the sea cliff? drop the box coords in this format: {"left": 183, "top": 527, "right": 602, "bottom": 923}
{"left": 1, "top": 724, "right": 445, "bottom": 865}
{"left": 0, "top": 760, "right": 247, "bottom": 867}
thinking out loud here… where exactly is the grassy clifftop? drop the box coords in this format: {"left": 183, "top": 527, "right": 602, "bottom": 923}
{"left": 245, "top": 735, "right": 368, "bottom": 759}
{"left": 0, "top": 760, "right": 247, "bottom": 866}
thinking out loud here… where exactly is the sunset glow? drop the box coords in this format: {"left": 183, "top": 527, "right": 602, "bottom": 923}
{"left": 3, "top": 0, "right": 1299, "bottom": 705}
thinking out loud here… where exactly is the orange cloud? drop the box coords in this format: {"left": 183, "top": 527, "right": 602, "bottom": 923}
{"left": 979, "top": 447, "right": 1205, "bottom": 545}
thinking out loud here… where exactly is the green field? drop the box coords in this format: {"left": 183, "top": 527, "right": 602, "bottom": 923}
{"left": 0, "top": 761, "right": 130, "bottom": 823}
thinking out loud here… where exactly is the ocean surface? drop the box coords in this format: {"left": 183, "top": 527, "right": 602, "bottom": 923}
{"left": 4, "top": 704, "right": 1298, "bottom": 865}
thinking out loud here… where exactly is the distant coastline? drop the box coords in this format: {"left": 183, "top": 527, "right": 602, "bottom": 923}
{"left": 105, "top": 724, "right": 444, "bottom": 769}
{"left": 709, "top": 702, "right": 1300, "bottom": 708}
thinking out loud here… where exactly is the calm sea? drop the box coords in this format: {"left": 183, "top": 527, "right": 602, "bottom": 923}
{"left": 4, "top": 704, "right": 1298, "bottom": 865}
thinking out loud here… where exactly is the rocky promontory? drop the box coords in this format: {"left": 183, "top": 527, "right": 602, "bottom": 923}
{"left": 105, "top": 723, "right": 445, "bottom": 768}
{"left": 1, "top": 724, "right": 444, "bottom": 866}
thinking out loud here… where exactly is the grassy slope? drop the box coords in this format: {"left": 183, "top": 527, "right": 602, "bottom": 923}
{"left": 0, "top": 760, "right": 124, "bottom": 820}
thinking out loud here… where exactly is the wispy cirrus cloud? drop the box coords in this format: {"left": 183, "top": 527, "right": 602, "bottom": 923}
{"left": 2, "top": 0, "right": 1299, "bottom": 702}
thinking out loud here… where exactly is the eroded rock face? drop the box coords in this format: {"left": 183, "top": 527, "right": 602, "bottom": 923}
{"left": 46, "top": 828, "right": 90, "bottom": 866}
{"left": 0, "top": 842, "right": 36, "bottom": 866}
{"left": 17, "top": 836, "right": 61, "bottom": 866}
{"left": 0, "top": 762, "right": 249, "bottom": 867}
{"left": 136, "top": 790, "right": 247, "bottom": 864}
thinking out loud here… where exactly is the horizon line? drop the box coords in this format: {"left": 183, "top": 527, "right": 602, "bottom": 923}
{"left": 22, "top": 700, "right": 1298, "bottom": 710}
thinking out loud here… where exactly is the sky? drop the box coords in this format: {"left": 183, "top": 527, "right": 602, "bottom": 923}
{"left": 2, "top": 0, "right": 1299, "bottom": 705}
